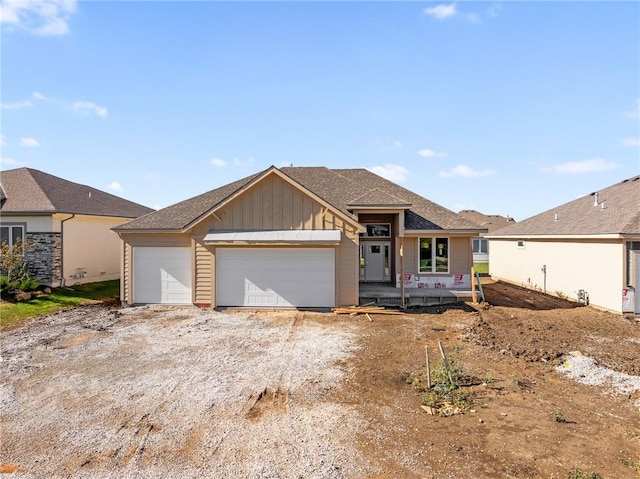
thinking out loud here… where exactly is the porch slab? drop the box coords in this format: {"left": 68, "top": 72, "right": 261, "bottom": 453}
{"left": 358, "top": 283, "right": 474, "bottom": 307}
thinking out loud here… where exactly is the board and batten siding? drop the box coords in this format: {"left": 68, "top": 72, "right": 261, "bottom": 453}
{"left": 192, "top": 174, "right": 328, "bottom": 235}
{"left": 120, "top": 233, "right": 192, "bottom": 306}
{"left": 490, "top": 238, "right": 624, "bottom": 313}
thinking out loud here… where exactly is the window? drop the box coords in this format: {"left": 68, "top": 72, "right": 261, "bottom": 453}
{"left": 419, "top": 237, "right": 449, "bottom": 273}
{"left": 472, "top": 238, "right": 488, "bottom": 254}
{"left": 517, "top": 240, "right": 525, "bottom": 249}
{"left": 360, "top": 223, "right": 391, "bottom": 238}
{"left": 0, "top": 225, "right": 24, "bottom": 248}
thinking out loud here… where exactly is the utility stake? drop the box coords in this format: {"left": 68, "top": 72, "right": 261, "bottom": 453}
{"left": 425, "top": 346, "right": 431, "bottom": 389}
{"left": 366, "top": 312, "right": 373, "bottom": 322}
{"left": 438, "top": 341, "right": 455, "bottom": 387}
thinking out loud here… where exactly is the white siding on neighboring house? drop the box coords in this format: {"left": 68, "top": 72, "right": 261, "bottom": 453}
{"left": 490, "top": 239, "right": 624, "bottom": 313}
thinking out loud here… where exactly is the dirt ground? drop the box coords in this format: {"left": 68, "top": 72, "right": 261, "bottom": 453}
{"left": 1, "top": 280, "right": 639, "bottom": 478}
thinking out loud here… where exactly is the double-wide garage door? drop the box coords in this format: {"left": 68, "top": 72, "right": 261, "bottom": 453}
{"left": 216, "top": 248, "right": 335, "bottom": 308}
{"left": 133, "top": 247, "right": 192, "bottom": 304}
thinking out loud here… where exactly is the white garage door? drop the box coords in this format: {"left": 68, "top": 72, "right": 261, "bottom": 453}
{"left": 133, "top": 247, "right": 192, "bottom": 304}
{"left": 216, "top": 248, "right": 335, "bottom": 307}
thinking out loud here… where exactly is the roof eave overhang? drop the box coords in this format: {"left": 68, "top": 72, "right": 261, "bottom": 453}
{"left": 405, "top": 228, "right": 488, "bottom": 236}
{"left": 349, "top": 204, "right": 412, "bottom": 211}
{"left": 0, "top": 209, "right": 57, "bottom": 215}
{"left": 486, "top": 233, "right": 628, "bottom": 240}
{"left": 112, "top": 228, "right": 185, "bottom": 234}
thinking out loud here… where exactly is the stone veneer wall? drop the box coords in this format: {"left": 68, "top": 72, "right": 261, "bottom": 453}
{"left": 25, "top": 233, "right": 61, "bottom": 286}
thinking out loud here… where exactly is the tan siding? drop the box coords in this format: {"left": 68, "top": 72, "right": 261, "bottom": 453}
{"left": 263, "top": 176, "right": 273, "bottom": 229}
{"left": 282, "top": 182, "right": 293, "bottom": 230}
{"left": 402, "top": 237, "right": 419, "bottom": 275}
{"left": 337, "top": 226, "right": 359, "bottom": 306}
{"left": 122, "top": 242, "right": 131, "bottom": 304}
{"left": 450, "top": 236, "right": 472, "bottom": 273}
{"left": 194, "top": 239, "right": 213, "bottom": 305}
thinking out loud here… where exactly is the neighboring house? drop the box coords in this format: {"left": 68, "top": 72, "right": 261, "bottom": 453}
{"left": 114, "top": 166, "right": 486, "bottom": 308}
{"left": 0, "top": 168, "right": 154, "bottom": 287}
{"left": 486, "top": 175, "right": 640, "bottom": 315}
{"left": 457, "top": 210, "right": 515, "bottom": 264}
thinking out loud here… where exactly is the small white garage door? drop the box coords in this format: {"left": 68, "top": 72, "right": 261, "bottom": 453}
{"left": 216, "top": 248, "right": 335, "bottom": 307}
{"left": 133, "top": 247, "right": 192, "bottom": 304}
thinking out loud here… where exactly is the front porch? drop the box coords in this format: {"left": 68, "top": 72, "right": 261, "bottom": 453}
{"left": 358, "top": 282, "right": 475, "bottom": 307}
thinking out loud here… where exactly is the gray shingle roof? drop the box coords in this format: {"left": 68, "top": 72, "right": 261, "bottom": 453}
{"left": 116, "top": 166, "right": 485, "bottom": 232}
{"left": 457, "top": 210, "right": 516, "bottom": 232}
{"left": 115, "top": 172, "right": 262, "bottom": 230}
{"left": 488, "top": 175, "right": 640, "bottom": 237}
{"left": 0, "top": 167, "right": 154, "bottom": 218}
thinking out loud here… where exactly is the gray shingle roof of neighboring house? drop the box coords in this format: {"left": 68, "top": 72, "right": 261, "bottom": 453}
{"left": 457, "top": 210, "right": 516, "bottom": 233}
{"left": 116, "top": 166, "right": 484, "bottom": 232}
{"left": 0, "top": 167, "right": 155, "bottom": 218}
{"left": 488, "top": 175, "right": 640, "bottom": 237}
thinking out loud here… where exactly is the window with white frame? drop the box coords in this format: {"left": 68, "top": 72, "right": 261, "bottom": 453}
{"left": 419, "top": 237, "right": 449, "bottom": 273}
{"left": 0, "top": 225, "right": 25, "bottom": 248}
{"left": 472, "top": 238, "right": 488, "bottom": 254}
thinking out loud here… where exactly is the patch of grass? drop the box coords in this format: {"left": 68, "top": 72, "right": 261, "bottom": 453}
{"left": 551, "top": 411, "right": 567, "bottom": 423}
{"left": 0, "top": 280, "right": 119, "bottom": 330}
{"left": 473, "top": 263, "right": 489, "bottom": 274}
{"left": 567, "top": 467, "right": 603, "bottom": 479}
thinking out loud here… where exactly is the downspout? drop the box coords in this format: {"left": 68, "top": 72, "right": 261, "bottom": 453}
{"left": 59, "top": 214, "right": 75, "bottom": 287}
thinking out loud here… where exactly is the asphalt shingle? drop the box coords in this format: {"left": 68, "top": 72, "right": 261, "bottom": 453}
{"left": 0, "top": 168, "right": 154, "bottom": 218}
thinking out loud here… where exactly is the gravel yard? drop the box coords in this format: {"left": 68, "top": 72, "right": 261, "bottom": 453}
{"left": 1, "top": 305, "right": 371, "bottom": 478}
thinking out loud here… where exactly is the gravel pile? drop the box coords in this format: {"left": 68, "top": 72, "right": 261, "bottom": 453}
{"left": 556, "top": 354, "right": 640, "bottom": 397}
{"left": 1, "top": 305, "right": 375, "bottom": 478}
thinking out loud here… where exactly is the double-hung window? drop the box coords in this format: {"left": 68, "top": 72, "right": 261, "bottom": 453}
{"left": 0, "top": 225, "right": 25, "bottom": 248}
{"left": 419, "top": 237, "right": 449, "bottom": 273}
{"left": 472, "top": 238, "right": 488, "bottom": 254}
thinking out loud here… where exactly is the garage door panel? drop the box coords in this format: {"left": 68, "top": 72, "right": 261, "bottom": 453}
{"left": 216, "top": 248, "right": 335, "bottom": 307}
{"left": 134, "top": 247, "right": 192, "bottom": 304}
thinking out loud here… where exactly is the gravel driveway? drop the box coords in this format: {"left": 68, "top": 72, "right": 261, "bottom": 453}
{"left": 1, "top": 305, "right": 371, "bottom": 478}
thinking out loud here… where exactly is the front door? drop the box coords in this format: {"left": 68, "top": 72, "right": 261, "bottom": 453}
{"left": 363, "top": 241, "right": 391, "bottom": 282}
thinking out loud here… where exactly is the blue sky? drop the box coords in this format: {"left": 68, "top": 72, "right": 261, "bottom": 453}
{"left": 1, "top": 0, "right": 638, "bottom": 221}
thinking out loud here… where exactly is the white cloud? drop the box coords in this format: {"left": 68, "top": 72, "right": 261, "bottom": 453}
{"left": 418, "top": 148, "right": 448, "bottom": 158}
{"left": 1, "top": 100, "right": 32, "bottom": 110}
{"left": 623, "top": 138, "right": 640, "bottom": 147}
{"left": 21, "top": 137, "right": 40, "bottom": 147}
{"left": 424, "top": 4, "right": 456, "bottom": 20}
{"left": 438, "top": 165, "right": 495, "bottom": 178}
{"left": 73, "top": 101, "right": 108, "bottom": 118}
{"left": 542, "top": 158, "right": 617, "bottom": 174}
{"left": 233, "top": 157, "right": 255, "bottom": 167}
{"left": 210, "top": 158, "right": 227, "bottom": 167}
{"left": 0, "top": 0, "right": 78, "bottom": 36}
{"left": 107, "top": 181, "right": 124, "bottom": 192}
{"left": 32, "top": 91, "right": 50, "bottom": 102}
{"left": 368, "top": 164, "right": 409, "bottom": 183}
